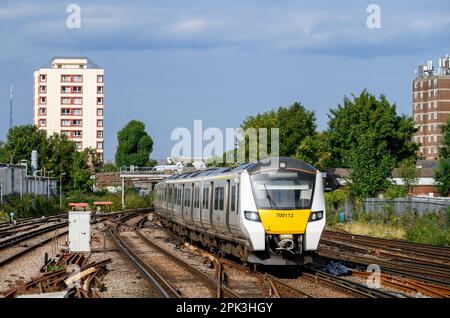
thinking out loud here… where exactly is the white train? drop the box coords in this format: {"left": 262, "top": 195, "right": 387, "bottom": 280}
{"left": 154, "top": 157, "right": 326, "bottom": 265}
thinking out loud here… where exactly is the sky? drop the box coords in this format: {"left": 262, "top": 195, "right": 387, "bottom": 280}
{"left": 0, "top": 0, "right": 450, "bottom": 161}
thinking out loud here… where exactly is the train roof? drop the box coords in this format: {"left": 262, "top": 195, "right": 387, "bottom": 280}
{"left": 164, "top": 157, "right": 317, "bottom": 182}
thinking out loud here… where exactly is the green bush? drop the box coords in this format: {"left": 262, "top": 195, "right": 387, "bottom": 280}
{"left": 405, "top": 213, "right": 450, "bottom": 247}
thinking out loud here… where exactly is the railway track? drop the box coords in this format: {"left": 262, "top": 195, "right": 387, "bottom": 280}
{"left": 323, "top": 230, "right": 450, "bottom": 259}
{"left": 0, "top": 221, "right": 68, "bottom": 249}
{"left": 318, "top": 244, "right": 450, "bottom": 286}
{"left": 110, "top": 213, "right": 239, "bottom": 298}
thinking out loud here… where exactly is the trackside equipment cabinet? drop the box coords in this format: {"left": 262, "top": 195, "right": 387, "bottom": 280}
{"left": 68, "top": 211, "right": 91, "bottom": 252}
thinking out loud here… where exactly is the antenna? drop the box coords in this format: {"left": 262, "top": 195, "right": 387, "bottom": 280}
{"left": 9, "top": 84, "right": 13, "bottom": 130}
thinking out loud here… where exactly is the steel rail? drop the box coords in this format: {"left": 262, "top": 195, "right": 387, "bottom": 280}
{"left": 110, "top": 213, "right": 181, "bottom": 298}
{"left": 135, "top": 217, "right": 240, "bottom": 298}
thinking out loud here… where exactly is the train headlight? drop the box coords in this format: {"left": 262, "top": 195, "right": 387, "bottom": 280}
{"left": 309, "top": 211, "right": 324, "bottom": 222}
{"left": 244, "top": 211, "right": 261, "bottom": 222}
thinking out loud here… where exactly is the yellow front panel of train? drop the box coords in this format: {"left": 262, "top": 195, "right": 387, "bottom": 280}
{"left": 258, "top": 209, "right": 311, "bottom": 234}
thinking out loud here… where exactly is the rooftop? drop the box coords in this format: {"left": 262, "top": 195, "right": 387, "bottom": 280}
{"left": 39, "top": 56, "right": 102, "bottom": 70}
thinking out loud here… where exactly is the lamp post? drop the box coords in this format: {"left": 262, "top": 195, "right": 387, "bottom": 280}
{"left": 59, "top": 173, "right": 66, "bottom": 208}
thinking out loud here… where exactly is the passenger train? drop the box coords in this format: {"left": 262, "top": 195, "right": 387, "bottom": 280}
{"left": 154, "top": 157, "right": 325, "bottom": 265}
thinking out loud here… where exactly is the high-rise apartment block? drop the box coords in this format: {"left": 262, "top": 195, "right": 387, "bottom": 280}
{"left": 412, "top": 55, "right": 450, "bottom": 160}
{"left": 33, "top": 57, "right": 104, "bottom": 160}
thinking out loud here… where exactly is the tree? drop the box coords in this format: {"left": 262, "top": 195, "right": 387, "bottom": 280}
{"left": 0, "top": 125, "right": 98, "bottom": 192}
{"left": 0, "top": 125, "right": 48, "bottom": 169}
{"left": 327, "top": 90, "right": 417, "bottom": 168}
{"left": 115, "top": 120, "right": 153, "bottom": 167}
{"left": 348, "top": 133, "right": 395, "bottom": 199}
{"left": 435, "top": 119, "right": 450, "bottom": 196}
{"left": 295, "top": 132, "right": 331, "bottom": 169}
{"left": 240, "top": 102, "right": 316, "bottom": 158}
{"left": 397, "top": 158, "right": 419, "bottom": 197}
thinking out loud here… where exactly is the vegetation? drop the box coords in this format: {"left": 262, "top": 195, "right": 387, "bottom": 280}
{"left": 295, "top": 132, "right": 331, "bottom": 169}
{"left": 115, "top": 120, "right": 154, "bottom": 167}
{"left": 397, "top": 158, "right": 419, "bottom": 196}
{"left": 240, "top": 102, "right": 316, "bottom": 159}
{"left": 326, "top": 90, "right": 418, "bottom": 168}
{"left": 0, "top": 190, "right": 153, "bottom": 220}
{"left": 0, "top": 125, "right": 101, "bottom": 192}
{"left": 435, "top": 119, "right": 450, "bottom": 196}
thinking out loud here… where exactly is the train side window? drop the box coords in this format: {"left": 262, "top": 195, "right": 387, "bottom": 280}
{"left": 219, "top": 187, "right": 224, "bottom": 210}
{"left": 184, "top": 188, "right": 191, "bottom": 207}
{"left": 194, "top": 188, "right": 199, "bottom": 208}
{"left": 231, "top": 186, "right": 236, "bottom": 212}
{"left": 214, "top": 187, "right": 219, "bottom": 210}
{"left": 203, "top": 188, "right": 209, "bottom": 209}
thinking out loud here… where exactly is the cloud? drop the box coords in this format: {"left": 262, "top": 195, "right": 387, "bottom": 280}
{"left": 0, "top": 0, "right": 449, "bottom": 59}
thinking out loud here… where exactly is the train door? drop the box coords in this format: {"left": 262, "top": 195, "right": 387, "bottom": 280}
{"left": 228, "top": 180, "right": 239, "bottom": 235}
{"left": 212, "top": 181, "right": 227, "bottom": 232}
{"left": 183, "top": 183, "right": 193, "bottom": 224}
{"left": 192, "top": 183, "right": 201, "bottom": 225}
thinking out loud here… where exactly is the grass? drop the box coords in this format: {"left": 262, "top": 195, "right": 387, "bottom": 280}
{"left": 329, "top": 221, "right": 406, "bottom": 241}
{"left": 327, "top": 209, "right": 450, "bottom": 247}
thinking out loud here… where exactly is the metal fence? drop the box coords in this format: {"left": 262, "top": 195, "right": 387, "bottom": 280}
{"left": 0, "top": 165, "right": 57, "bottom": 203}
{"left": 363, "top": 198, "right": 450, "bottom": 216}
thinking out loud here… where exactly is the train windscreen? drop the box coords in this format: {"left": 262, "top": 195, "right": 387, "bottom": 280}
{"left": 250, "top": 171, "right": 315, "bottom": 209}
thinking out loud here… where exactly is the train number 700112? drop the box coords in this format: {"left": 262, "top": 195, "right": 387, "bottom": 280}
{"left": 275, "top": 212, "right": 294, "bottom": 218}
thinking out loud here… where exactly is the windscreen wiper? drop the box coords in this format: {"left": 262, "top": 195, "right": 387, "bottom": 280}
{"left": 263, "top": 184, "right": 278, "bottom": 209}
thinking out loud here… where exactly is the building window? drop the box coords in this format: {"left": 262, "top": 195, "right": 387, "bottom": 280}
{"left": 414, "top": 92, "right": 417, "bottom": 100}
{"left": 434, "top": 113, "right": 438, "bottom": 120}
{"left": 434, "top": 79, "right": 438, "bottom": 86}
{"left": 428, "top": 136, "right": 431, "bottom": 142}
{"left": 61, "top": 86, "right": 71, "bottom": 94}
{"left": 428, "top": 113, "right": 431, "bottom": 120}
{"left": 434, "top": 101, "right": 438, "bottom": 108}
{"left": 97, "top": 97, "right": 103, "bottom": 105}
{"left": 40, "top": 74, "right": 47, "bottom": 82}
{"left": 73, "top": 86, "right": 82, "bottom": 93}
{"left": 428, "top": 79, "right": 431, "bottom": 86}
{"left": 61, "top": 97, "right": 71, "bottom": 105}
{"left": 420, "top": 81, "right": 423, "bottom": 88}
{"left": 414, "top": 82, "right": 418, "bottom": 89}
{"left": 61, "top": 131, "right": 70, "bottom": 137}
{"left": 97, "top": 142, "right": 103, "bottom": 149}
{"left": 428, "top": 147, "right": 431, "bottom": 154}
{"left": 97, "top": 108, "right": 103, "bottom": 116}
{"left": 39, "top": 108, "right": 46, "bottom": 115}
{"left": 427, "top": 91, "right": 431, "bottom": 98}
{"left": 434, "top": 147, "right": 438, "bottom": 154}
{"left": 419, "top": 103, "right": 423, "bottom": 110}
{"left": 73, "top": 109, "right": 82, "bottom": 115}
{"left": 97, "top": 75, "right": 103, "bottom": 83}
{"left": 73, "top": 119, "right": 82, "bottom": 126}
{"left": 40, "top": 97, "right": 46, "bottom": 105}
{"left": 40, "top": 86, "right": 46, "bottom": 94}
{"left": 97, "top": 120, "right": 103, "bottom": 127}
{"left": 434, "top": 135, "right": 438, "bottom": 142}
{"left": 420, "top": 92, "right": 423, "bottom": 99}
{"left": 428, "top": 102, "right": 431, "bottom": 109}
{"left": 73, "top": 75, "right": 83, "bottom": 82}
{"left": 414, "top": 104, "right": 417, "bottom": 111}
{"left": 434, "top": 90, "right": 438, "bottom": 97}
{"left": 39, "top": 119, "right": 46, "bottom": 127}
{"left": 97, "top": 86, "right": 103, "bottom": 94}
{"left": 75, "top": 142, "right": 82, "bottom": 150}
{"left": 61, "top": 75, "right": 71, "bottom": 82}
{"left": 73, "top": 97, "right": 82, "bottom": 105}
{"left": 97, "top": 130, "right": 103, "bottom": 138}
{"left": 73, "top": 131, "right": 82, "bottom": 138}
{"left": 61, "top": 108, "right": 71, "bottom": 115}
{"left": 61, "top": 119, "right": 71, "bottom": 126}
